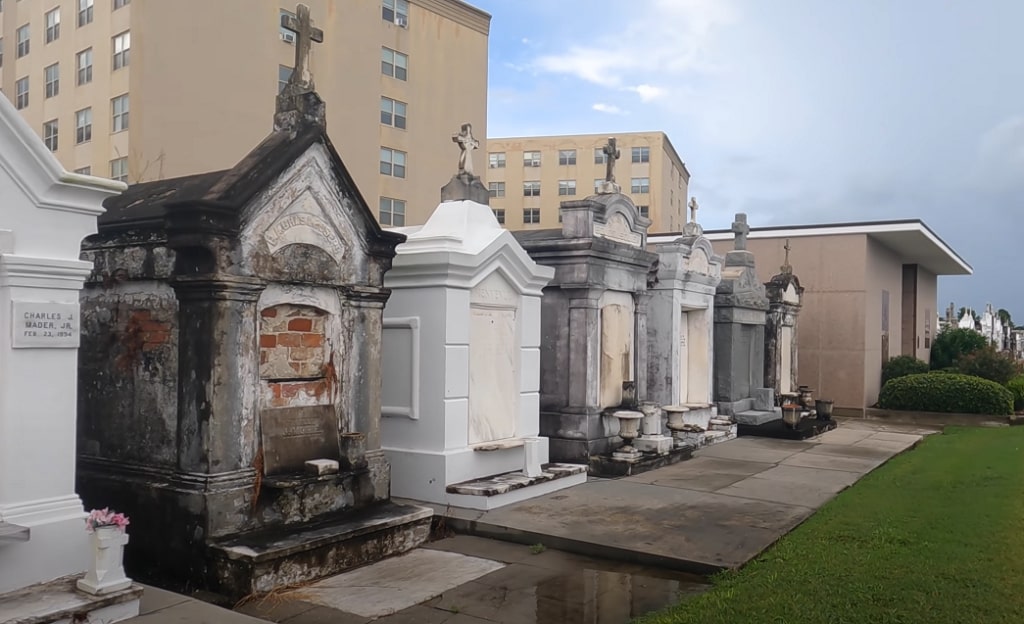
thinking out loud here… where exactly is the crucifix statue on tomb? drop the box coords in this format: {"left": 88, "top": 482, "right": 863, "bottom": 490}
{"left": 781, "top": 238, "right": 792, "bottom": 274}
{"left": 602, "top": 137, "right": 621, "bottom": 183}
{"left": 452, "top": 123, "right": 480, "bottom": 177}
{"left": 280, "top": 4, "right": 324, "bottom": 94}
{"left": 731, "top": 213, "right": 750, "bottom": 251}
{"left": 688, "top": 197, "right": 699, "bottom": 224}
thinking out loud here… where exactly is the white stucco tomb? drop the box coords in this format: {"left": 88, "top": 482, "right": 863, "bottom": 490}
{"left": 381, "top": 196, "right": 586, "bottom": 510}
{"left": 0, "top": 93, "right": 140, "bottom": 621}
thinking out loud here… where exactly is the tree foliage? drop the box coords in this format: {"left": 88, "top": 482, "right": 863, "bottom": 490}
{"left": 929, "top": 327, "right": 988, "bottom": 370}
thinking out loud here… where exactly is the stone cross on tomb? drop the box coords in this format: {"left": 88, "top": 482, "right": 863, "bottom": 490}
{"left": 781, "top": 238, "right": 792, "bottom": 273}
{"left": 731, "top": 213, "right": 749, "bottom": 251}
{"left": 281, "top": 4, "right": 324, "bottom": 93}
{"left": 602, "top": 137, "right": 621, "bottom": 183}
{"left": 452, "top": 123, "right": 480, "bottom": 177}
{"left": 688, "top": 197, "right": 699, "bottom": 224}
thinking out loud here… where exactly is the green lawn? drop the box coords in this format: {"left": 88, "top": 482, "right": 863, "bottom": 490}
{"left": 636, "top": 427, "right": 1024, "bottom": 624}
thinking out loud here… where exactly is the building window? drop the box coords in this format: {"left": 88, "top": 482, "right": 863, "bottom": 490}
{"left": 75, "top": 108, "right": 92, "bottom": 144}
{"left": 380, "top": 96, "right": 407, "bottom": 129}
{"left": 558, "top": 149, "right": 577, "bottom": 165}
{"left": 632, "top": 146, "right": 650, "bottom": 163}
{"left": 594, "top": 148, "right": 607, "bottom": 164}
{"left": 488, "top": 152, "right": 505, "bottom": 168}
{"left": 114, "top": 0, "right": 130, "bottom": 10}
{"left": 523, "top": 151, "right": 541, "bottom": 167}
{"left": 279, "top": 9, "right": 296, "bottom": 43}
{"left": 77, "top": 48, "right": 93, "bottom": 84}
{"left": 15, "top": 77, "right": 28, "bottom": 109}
{"left": 44, "top": 63, "right": 59, "bottom": 98}
{"left": 74, "top": 166, "right": 91, "bottom": 175}
{"left": 523, "top": 181, "right": 541, "bottom": 197}
{"left": 558, "top": 180, "right": 576, "bottom": 196}
{"left": 523, "top": 209, "right": 540, "bottom": 224}
{"left": 382, "top": 0, "right": 409, "bottom": 27}
{"left": 45, "top": 8, "right": 60, "bottom": 43}
{"left": 493, "top": 208, "right": 505, "bottom": 225}
{"left": 78, "top": 0, "right": 94, "bottom": 27}
{"left": 111, "top": 94, "right": 129, "bottom": 132}
{"left": 631, "top": 177, "right": 650, "bottom": 194}
{"left": 112, "top": 31, "right": 130, "bottom": 70}
{"left": 110, "top": 157, "right": 128, "bottom": 182}
{"left": 379, "top": 197, "right": 406, "bottom": 226}
{"left": 488, "top": 182, "right": 505, "bottom": 198}
{"left": 16, "top": 24, "right": 29, "bottom": 58}
{"left": 381, "top": 47, "right": 408, "bottom": 81}
{"left": 638, "top": 205, "right": 650, "bottom": 218}
{"left": 42, "top": 120, "right": 58, "bottom": 152}
{"left": 278, "top": 65, "right": 293, "bottom": 93}
{"left": 380, "top": 147, "right": 406, "bottom": 178}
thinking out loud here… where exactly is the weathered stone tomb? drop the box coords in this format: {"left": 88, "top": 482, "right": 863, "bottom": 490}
{"left": 513, "top": 142, "right": 657, "bottom": 463}
{"left": 764, "top": 240, "right": 805, "bottom": 399}
{"left": 76, "top": 8, "right": 430, "bottom": 599}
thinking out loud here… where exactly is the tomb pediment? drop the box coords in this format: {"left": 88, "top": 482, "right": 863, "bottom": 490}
{"left": 558, "top": 193, "right": 651, "bottom": 249}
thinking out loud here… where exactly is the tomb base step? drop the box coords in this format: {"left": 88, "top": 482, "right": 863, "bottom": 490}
{"left": 208, "top": 501, "right": 432, "bottom": 600}
{"left": 708, "top": 417, "right": 735, "bottom": 431}
{"left": 734, "top": 409, "right": 781, "bottom": 426}
{"left": 443, "top": 463, "right": 588, "bottom": 511}
{"left": 738, "top": 416, "right": 839, "bottom": 440}
{"left": 0, "top": 575, "right": 142, "bottom": 624}
{"left": 588, "top": 445, "right": 695, "bottom": 478}
{"left": 703, "top": 427, "right": 737, "bottom": 446}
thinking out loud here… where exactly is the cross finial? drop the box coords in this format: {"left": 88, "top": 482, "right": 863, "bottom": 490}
{"left": 688, "top": 197, "right": 699, "bottom": 224}
{"left": 731, "top": 213, "right": 749, "bottom": 251}
{"left": 602, "top": 137, "right": 621, "bottom": 183}
{"left": 781, "top": 238, "right": 792, "bottom": 274}
{"left": 452, "top": 123, "right": 480, "bottom": 177}
{"left": 281, "top": 4, "right": 324, "bottom": 94}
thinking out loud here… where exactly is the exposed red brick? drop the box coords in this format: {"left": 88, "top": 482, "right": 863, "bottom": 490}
{"left": 301, "top": 334, "right": 323, "bottom": 348}
{"left": 278, "top": 333, "right": 301, "bottom": 347}
{"left": 281, "top": 380, "right": 328, "bottom": 399}
{"left": 260, "top": 334, "right": 277, "bottom": 348}
{"left": 141, "top": 320, "right": 171, "bottom": 333}
{"left": 270, "top": 383, "right": 282, "bottom": 399}
{"left": 261, "top": 308, "right": 278, "bottom": 318}
{"left": 130, "top": 310, "right": 152, "bottom": 322}
{"left": 144, "top": 331, "right": 170, "bottom": 345}
{"left": 288, "top": 318, "right": 313, "bottom": 332}
{"left": 142, "top": 342, "right": 162, "bottom": 352}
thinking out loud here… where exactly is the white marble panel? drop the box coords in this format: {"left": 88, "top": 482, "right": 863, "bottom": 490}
{"left": 468, "top": 307, "right": 518, "bottom": 444}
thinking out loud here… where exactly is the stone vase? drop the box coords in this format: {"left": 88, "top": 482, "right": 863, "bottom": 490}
{"left": 340, "top": 432, "right": 367, "bottom": 470}
{"left": 781, "top": 404, "right": 802, "bottom": 430}
{"left": 613, "top": 410, "right": 644, "bottom": 453}
{"left": 77, "top": 526, "right": 132, "bottom": 595}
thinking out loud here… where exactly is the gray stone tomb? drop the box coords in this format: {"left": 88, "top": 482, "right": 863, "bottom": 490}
{"left": 713, "top": 213, "right": 775, "bottom": 424}
{"left": 513, "top": 171, "right": 657, "bottom": 464}
{"left": 75, "top": 5, "right": 431, "bottom": 599}
{"left": 764, "top": 239, "right": 805, "bottom": 399}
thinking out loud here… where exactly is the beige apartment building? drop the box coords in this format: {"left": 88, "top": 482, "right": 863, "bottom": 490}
{"left": 0, "top": 0, "right": 489, "bottom": 227}
{"left": 651, "top": 220, "right": 972, "bottom": 415}
{"left": 486, "top": 132, "right": 690, "bottom": 232}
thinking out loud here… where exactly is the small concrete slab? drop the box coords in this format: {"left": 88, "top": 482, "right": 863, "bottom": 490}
{"left": 802, "top": 442, "right": 897, "bottom": 461}
{"left": 752, "top": 463, "right": 861, "bottom": 490}
{"left": 695, "top": 439, "right": 805, "bottom": 464}
{"left": 813, "top": 427, "right": 876, "bottom": 445}
{"left": 300, "top": 549, "right": 505, "bottom": 618}
{"left": 780, "top": 451, "right": 883, "bottom": 474}
{"left": 718, "top": 476, "right": 843, "bottom": 509}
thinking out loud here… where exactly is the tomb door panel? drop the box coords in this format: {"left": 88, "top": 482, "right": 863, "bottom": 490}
{"left": 678, "top": 310, "right": 689, "bottom": 405}
{"left": 599, "top": 304, "right": 633, "bottom": 409}
{"left": 468, "top": 307, "right": 518, "bottom": 444}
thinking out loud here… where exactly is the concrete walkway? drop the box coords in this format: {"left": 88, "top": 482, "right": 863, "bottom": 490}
{"left": 424, "top": 419, "right": 934, "bottom": 574}
{"left": 123, "top": 419, "right": 935, "bottom": 623}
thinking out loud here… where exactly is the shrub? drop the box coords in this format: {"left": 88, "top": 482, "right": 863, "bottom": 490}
{"left": 929, "top": 327, "right": 989, "bottom": 370}
{"left": 881, "top": 355, "right": 930, "bottom": 386}
{"left": 1007, "top": 376, "right": 1024, "bottom": 411}
{"left": 878, "top": 373, "right": 1013, "bottom": 415}
{"left": 955, "top": 345, "right": 1022, "bottom": 385}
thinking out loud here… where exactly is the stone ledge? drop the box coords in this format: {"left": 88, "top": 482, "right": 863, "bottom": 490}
{"left": 0, "top": 521, "right": 30, "bottom": 544}
{"left": 588, "top": 445, "right": 695, "bottom": 478}
{"left": 0, "top": 576, "right": 142, "bottom": 624}
{"left": 738, "top": 416, "right": 838, "bottom": 440}
{"left": 446, "top": 463, "right": 586, "bottom": 496}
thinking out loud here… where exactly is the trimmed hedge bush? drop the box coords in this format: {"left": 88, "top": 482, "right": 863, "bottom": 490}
{"left": 878, "top": 373, "right": 1013, "bottom": 415}
{"left": 881, "top": 355, "right": 930, "bottom": 386}
{"left": 1007, "top": 376, "right": 1024, "bottom": 411}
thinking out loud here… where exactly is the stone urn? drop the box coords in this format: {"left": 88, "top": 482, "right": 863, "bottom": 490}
{"left": 612, "top": 410, "right": 644, "bottom": 461}
{"left": 781, "top": 404, "right": 802, "bottom": 430}
{"left": 815, "top": 399, "right": 834, "bottom": 421}
{"left": 663, "top": 405, "right": 690, "bottom": 432}
{"left": 77, "top": 526, "right": 132, "bottom": 595}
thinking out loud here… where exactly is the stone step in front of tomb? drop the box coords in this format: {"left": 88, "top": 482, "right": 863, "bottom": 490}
{"left": 734, "top": 409, "right": 780, "bottom": 426}
{"left": 703, "top": 429, "right": 737, "bottom": 445}
{"left": 0, "top": 576, "right": 142, "bottom": 624}
{"left": 708, "top": 417, "right": 735, "bottom": 431}
{"left": 444, "top": 463, "right": 588, "bottom": 511}
{"left": 207, "top": 501, "right": 432, "bottom": 600}
{"left": 738, "top": 416, "right": 839, "bottom": 441}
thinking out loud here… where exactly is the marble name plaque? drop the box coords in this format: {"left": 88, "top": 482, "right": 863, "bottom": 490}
{"left": 593, "top": 213, "right": 642, "bottom": 248}
{"left": 11, "top": 301, "right": 80, "bottom": 349}
{"left": 260, "top": 405, "right": 340, "bottom": 475}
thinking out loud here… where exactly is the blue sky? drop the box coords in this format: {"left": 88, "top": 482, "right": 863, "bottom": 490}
{"left": 472, "top": 0, "right": 1024, "bottom": 320}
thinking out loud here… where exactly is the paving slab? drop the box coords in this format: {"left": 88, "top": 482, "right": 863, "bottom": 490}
{"left": 752, "top": 463, "right": 862, "bottom": 490}
{"left": 780, "top": 451, "right": 883, "bottom": 473}
{"left": 812, "top": 427, "right": 876, "bottom": 445}
{"left": 718, "top": 474, "right": 845, "bottom": 509}
{"left": 301, "top": 549, "right": 505, "bottom": 618}
{"left": 692, "top": 439, "right": 806, "bottom": 464}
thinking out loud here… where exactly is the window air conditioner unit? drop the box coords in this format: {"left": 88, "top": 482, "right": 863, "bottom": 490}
{"left": 395, "top": 15, "right": 408, "bottom": 27}
{"left": 282, "top": 31, "right": 296, "bottom": 44}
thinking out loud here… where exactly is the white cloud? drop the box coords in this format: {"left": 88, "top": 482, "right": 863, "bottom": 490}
{"left": 532, "top": 0, "right": 738, "bottom": 100}
{"left": 592, "top": 103, "right": 625, "bottom": 115}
